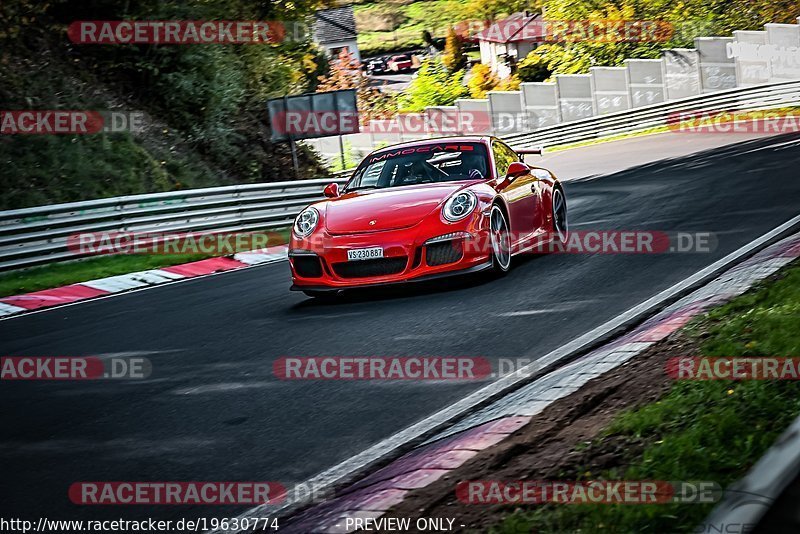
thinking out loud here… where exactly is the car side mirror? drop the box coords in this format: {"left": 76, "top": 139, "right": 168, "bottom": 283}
{"left": 323, "top": 182, "right": 340, "bottom": 198}
{"left": 496, "top": 162, "right": 530, "bottom": 190}
{"left": 506, "top": 161, "right": 530, "bottom": 179}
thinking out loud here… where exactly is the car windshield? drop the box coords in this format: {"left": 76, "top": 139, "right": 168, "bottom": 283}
{"left": 346, "top": 142, "right": 489, "bottom": 191}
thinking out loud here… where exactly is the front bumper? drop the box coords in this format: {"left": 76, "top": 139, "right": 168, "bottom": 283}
{"left": 289, "top": 218, "right": 492, "bottom": 290}
{"left": 289, "top": 261, "right": 492, "bottom": 292}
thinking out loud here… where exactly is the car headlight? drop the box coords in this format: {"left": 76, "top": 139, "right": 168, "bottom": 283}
{"left": 442, "top": 190, "right": 477, "bottom": 222}
{"left": 293, "top": 207, "right": 319, "bottom": 237}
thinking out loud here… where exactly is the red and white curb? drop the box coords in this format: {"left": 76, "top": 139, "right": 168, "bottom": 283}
{"left": 259, "top": 231, "right": 800, "bottom": 534}
{"left": 0, "top": 246, "right": 288, "bottom": 318}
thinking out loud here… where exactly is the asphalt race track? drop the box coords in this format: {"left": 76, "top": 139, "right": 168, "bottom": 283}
{"left": 2, "top": 132, "right": 799, "bottom": 523}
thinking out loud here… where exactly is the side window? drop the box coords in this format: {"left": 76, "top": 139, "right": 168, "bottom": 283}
{"left": 491, "top": 141, "right": 518, "bottom": 178}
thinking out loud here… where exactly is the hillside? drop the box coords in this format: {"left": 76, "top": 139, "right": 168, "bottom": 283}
{"left": 0, "top": 0, "right": 330, "bottom": 210}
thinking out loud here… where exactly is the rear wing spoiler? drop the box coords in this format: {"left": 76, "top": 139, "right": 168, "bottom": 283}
{"left": 515, "top": 147, "right": 543, "bottom": 157}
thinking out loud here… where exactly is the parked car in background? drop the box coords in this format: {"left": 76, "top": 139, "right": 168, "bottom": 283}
{"left": 387, "top": 54, "right": 413, "bottom": 72}
{"left": 364, "top": 57, "right": 389, "bottom": 75}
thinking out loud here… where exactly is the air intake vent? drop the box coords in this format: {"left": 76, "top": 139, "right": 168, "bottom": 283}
{"left": 426, "top": 240, "right": 464, "bottom": 266}
{"left": 333, "top": 257, "right": 408, "bottom": 278}
{"left": 293, "top": 255, "right": 323, "bottom": 278}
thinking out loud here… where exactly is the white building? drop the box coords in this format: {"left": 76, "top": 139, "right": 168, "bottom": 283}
{"left": 473, "top": 12, "right": 542, "bottom": 79}
{"left": 313, "top": 5, "right": 360, "bottom": 63}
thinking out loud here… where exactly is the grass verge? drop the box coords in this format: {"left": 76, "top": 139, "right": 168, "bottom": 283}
{"left": 0, "top": 228, "right": 289, "bottom": 298}
{"left": 495, "top": 263, "right": 800, "bottom": 533}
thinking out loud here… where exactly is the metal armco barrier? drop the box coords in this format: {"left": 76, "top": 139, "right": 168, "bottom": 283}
{"left": 504, "top": 80, "right": 800, "bottom": 149}
{"left": 0, "top": 177, "right": 347, "bottom": 271}
{"left": 1, "top": 81, "right": 798, "bottom": 272}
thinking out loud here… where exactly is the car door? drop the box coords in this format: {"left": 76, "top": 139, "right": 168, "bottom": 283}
{"left": 491, "top": 139, "right": 539, "bottom": 244}
{"left": 528, "top": 167, "right": 554, "bottom": 231}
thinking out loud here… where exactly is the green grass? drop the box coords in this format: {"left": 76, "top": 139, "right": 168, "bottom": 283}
{"left": 0, "top": 254, "right": 214, "bottom": 297}
{"left": 494, "top": 264, "right": 800, "bottom": 534}
{"left": 355, "top": 0, "right": 469, "bottom": 56}
{"left": 0, "top": 228, "right": 290, "bottom": 298}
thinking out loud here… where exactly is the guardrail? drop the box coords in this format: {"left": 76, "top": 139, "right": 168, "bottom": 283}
{"left": 0, "top": 177, "right": 349, "bottom": 271}
{"left": 700, "top": 410, "right": 800, "bottom": 532}
{"left": 503, "top": 80, "right": 800, "bottom": 149}
{"left": 1, "top": 81, "right": 798, "bottom": 272}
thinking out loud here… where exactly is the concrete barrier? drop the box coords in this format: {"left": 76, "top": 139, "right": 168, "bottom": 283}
{"left": 765, "top": 23, "right": 800, "bottom": 83}
{"left": 664, "top": 48, "right": 702, "bottom": 99}
{"left": 732, "top": 31, "right": 772, "bottom": 86}
{"left": 625, "top": 59, "right": 666, "bottom": 107}
{"left": 369, "top": 119, "right": 401, "bottom": 147}
{"left": 488, "top": 91, "right": 526, "bottom": 135}
{"left": 520, "top": 82, "right": 561, "bottom": 129}
{"left": 455, "top": 98, "right": 492, "bottom": 135}
{"left": 591, "top": 67, "right": 631, "bottom": 115}
{"left": 396, "top": 113, "right": 429, "bottom": 141}
{"left": 556, "top": 74, "right": 595, "bottom": 122}
{"left": 696, "top": 37, "right": 737, "bottom": 92}
{"left": 424, "top": 106, "right": 461, "bottom": 136}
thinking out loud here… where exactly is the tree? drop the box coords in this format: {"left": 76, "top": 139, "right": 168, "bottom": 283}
{"left": 495, "top": 74, "right": 521, "bottom": 91}
{"left": 399, "top": 58, "right": 468, "bottom": 112}
{"left": 442, "top": 27, "right": 467, "bottom": 72}
{"left": 316, "top": 49, "right": 397, "bottom": 123}
{"left": 463, "top": 0, "right": 800, "bottom": 80}
{"left": 467, "top": 63, "right": 500, "bottom": 98}
{"left": 422, "top": 30, "right": 436, "bottom": 50}
{"left": 517, "top": 47, "right": 554, "bottom": 82}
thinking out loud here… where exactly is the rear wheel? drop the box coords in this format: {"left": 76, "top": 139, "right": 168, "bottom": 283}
{"left": 489, "top": 205, "right": 512, "bottom": 273}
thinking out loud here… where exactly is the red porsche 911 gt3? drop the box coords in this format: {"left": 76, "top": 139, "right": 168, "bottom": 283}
{"left": 289, "top": 136, "right": 568, "bottom": 298}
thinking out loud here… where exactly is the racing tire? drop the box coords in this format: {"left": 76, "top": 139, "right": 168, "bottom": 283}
{"left": 552, "top": 187, "right": 568, "bottom": 243}
{"left": 489, "top": 205, "right": 512, "bottom": 274}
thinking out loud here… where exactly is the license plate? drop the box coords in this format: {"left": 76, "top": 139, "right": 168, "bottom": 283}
{"left": 347, "top": 247, "right": 384, "bottom": 261}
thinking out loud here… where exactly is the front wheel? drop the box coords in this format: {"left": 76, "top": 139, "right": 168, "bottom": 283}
{"left": 489, "top": 205, "right": 512, "bottom": 274}
{"left": 552, "top": 187, "right": 568, "bottom": 243}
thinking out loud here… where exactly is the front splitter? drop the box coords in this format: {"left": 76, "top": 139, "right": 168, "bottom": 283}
{"left": 290, "top": 261, "right": 493, "bottom": 293}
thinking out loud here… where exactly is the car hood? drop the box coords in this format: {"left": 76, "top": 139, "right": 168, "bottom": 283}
{"left": 324, "top": 182, "right": 472, "bottom": 234}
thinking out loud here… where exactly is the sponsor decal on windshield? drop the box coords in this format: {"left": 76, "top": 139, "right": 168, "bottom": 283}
{"left": 368, "top": 144, "right": 476, "bottom": 164}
